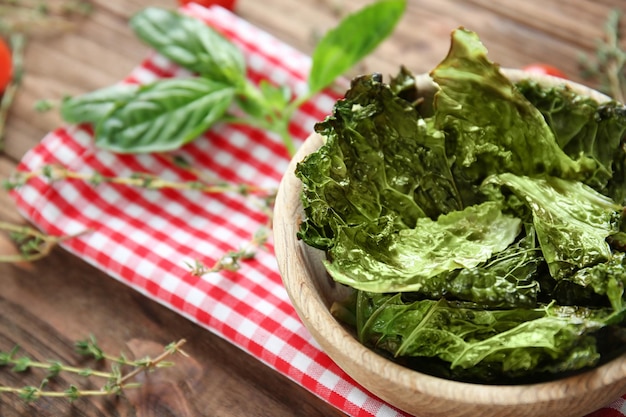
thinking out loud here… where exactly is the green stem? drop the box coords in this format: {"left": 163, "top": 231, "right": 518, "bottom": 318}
{"left": 279, "top": 93, "right": 317, "bottom": 157}
{"left": 26, "top": 361, "right": 112, "bottom": 378}
{"left": 235, "top": 80, "right": 309, "bottom": 157}
{"left": 0, "top": 221, "right": 90, "bottom": 263}
{"left": 0, "top": 339, "right": 187, "bottom": 402}
{"left": 277, "top": 121, "right": 296, "bottom": 157}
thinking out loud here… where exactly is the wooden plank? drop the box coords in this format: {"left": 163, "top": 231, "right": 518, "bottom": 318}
{"left": 0, "top": 0, "right": 625, "bottom": 415}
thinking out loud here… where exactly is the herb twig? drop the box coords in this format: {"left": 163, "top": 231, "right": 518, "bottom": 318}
{"left": 580, "top": 9, "right": 626, "bottom": 102}
{"left": 3, "top": 163, "right": 277, "bottom": 267}
{"left": 187, "top": 189, "right": 274, "bottom": 276}
{"left": 0, "top": 337, "right": 187, "bottom": 402}
{"left": 5, "top": 164, "right": 275, "bottom": 197}
{"left": 0, "top": 0, "right": 93, "bottom": 37}
{"left": 187, "top": 223, "right": 272, "bottom": 276}
{"left": 0, "top": 221, "right": 90, "bottom": 262}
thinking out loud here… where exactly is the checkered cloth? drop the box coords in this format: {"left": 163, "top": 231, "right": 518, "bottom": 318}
{"left": 9, "top": 4, "right": 626, "bottom": 416}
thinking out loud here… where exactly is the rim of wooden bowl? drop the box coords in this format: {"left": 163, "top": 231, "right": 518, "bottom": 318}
{"left": 273, "top": 69, "right": 626, "bottom": 417}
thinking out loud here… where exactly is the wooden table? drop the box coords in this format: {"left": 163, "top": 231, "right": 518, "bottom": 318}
{"left": 0, "top": 0, "right": 624, "bottom": 416}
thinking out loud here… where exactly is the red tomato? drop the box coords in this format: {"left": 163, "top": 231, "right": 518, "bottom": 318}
{"left": 0, "top": 37, "right": 12, "bottom": 93}
{"left": 522, "top": 64, "right": 567, "bottom": 79}
{"left": 177, "top": 0, "right": 236, "bottom": 10}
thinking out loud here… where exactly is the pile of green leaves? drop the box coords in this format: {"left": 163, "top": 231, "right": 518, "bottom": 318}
{"left": 296, "top": 28, "right": 626, "bottom": 383}
{"left": 60, "top": 2, "right": 406, "bottom": 156}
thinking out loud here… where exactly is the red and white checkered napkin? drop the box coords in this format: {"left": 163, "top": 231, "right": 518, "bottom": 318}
{"left": 9, "top": 4, "right": 626, "bottom": 417}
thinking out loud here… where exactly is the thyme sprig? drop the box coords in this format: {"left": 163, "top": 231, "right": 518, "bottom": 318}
{"left": 185, "top": 177, "right": 275, "bottom": 277}
{"left": 5, "top": 164, "right": 275, "bottom": 197}
{"left": 0, "top": 221, "right": 89, "bottom": 262}
{"left": 187, "top": 225, "right": 272, "bottom": 276}
{"left": 0, "top": 0, "right": 92, "bottom": 37}
{"left": 3, "top": 164, "right": 276, "bottom": 267}
{"left": 580, "top": 9, "right": 626, "bottom": 102}
{"left": 0, "top": 336, "right": 187, "bottom": 402}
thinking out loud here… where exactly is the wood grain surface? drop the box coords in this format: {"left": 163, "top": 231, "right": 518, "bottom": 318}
{"left": 0, "top": 0, "right": 624, "bottom": 416}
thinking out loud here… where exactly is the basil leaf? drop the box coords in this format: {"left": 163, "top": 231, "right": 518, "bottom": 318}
{"left": 130, "top": 8, "right": 246, "bottom": 86}
{"left": 235, "top": 80, "right": 292, "bottom": 121}
{"left": 308, "top": 0, "right": 406, "bottom": 94}
{"left": 61, "top": 84, "right": 139, "bottom": 124}
{"left": 95, "top": 77, "right": 235, "bottom": 153}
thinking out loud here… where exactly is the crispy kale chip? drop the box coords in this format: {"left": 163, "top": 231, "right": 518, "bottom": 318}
{"left": 296, "top": 73, "right": 462, "bottom": 251}
{"left": 324, "top": 201, "right": 521, "bottom": 293}
{"left": 485, "top": 173, "right": 622, "bottom": 279}
{"left": 430, "top": 29, "right": 596, "bottom": 205}
{"left": 517, "top": 80, "right": 626, "bottom": 202}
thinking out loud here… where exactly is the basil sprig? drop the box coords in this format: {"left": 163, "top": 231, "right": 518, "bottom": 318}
{"left": 61, "top": 1, "right": 406, "bottom": 155}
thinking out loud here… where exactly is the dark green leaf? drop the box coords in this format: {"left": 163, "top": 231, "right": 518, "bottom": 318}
{"left": 297, "top": 74, "right": 461, "bottom": 250}
{"left": 308, "top": 0, "right": 406, "bottom": 94}
{"left": 12, "top": 356, "right": 31, "bottom": 372}
{"left": 65, "top": 385, "right": 80, "bottom": 402}
{"left": 342, "top": 292, "right": 608, "bottom": 382}
{"left": 517, "top": 80, "right": 626, "bottom": 199}
{"left": 130, "top": 8, "right": 246, "bottom": 85}
{"left": 0, "top": 346, "right": 19, "bottom": 366}
{"left": 417, "top": 229, "right": 542, "bottom": 308}
{"left": 95, "top": 77, "right": 235, "bottom": 153}
{"left": 235, "top": 80, "right": 292, "bottom": 122}
{"left": 19, "top": 386, "right": 39, "bottom": 402}
{"left": 75, "top": 335, "right": 104, "bottom": 360}
{"left": 46, "top": 361, "right": 63, "bottom": 378}
{"left": 564, "top": 252, "right": 626, "bottom": 309}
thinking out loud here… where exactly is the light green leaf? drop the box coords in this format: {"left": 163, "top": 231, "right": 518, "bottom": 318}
{"left": 308, "top": 0, "right": 406, "bottom": 94}
{"left": 430, "top": 28, "right": 595, "bottom": 204}
{"left": 324, "top": 201, "right": 521, "bottom": 292}
{"left": 95, "top": 77, "right": 235, "bottom": 153}
{"left": 487, "top": 173, "right": 622, "bottom": 279}
{"left": 130, "top": 8, "right": 246, "bottom": 86}
{"left": 61, "top": 84, "right": 139, "bottom": 125}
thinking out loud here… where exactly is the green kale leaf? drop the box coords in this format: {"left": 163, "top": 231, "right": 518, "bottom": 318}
{"left": 417, "top": 229, "right": 542, "bottom": 308}
{"left": 485, "top": 173, "right": 622, "bottom": 279}
{"left": 296, "top": 74, "right": 462, "bottom": 250}
{"left": 346, "top": 292, "right": 610, "bottom": 382}
{"left": 324, "top": 201, "right": 521, "bottom": 293}
{"left": 518, "top": 80, "right": 626, "bottom": 204}
{"left": 430, "top": 29, "right": 595, "bottom": 204}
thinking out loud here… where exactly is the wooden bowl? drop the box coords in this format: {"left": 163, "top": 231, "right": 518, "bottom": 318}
{"left": 273, "top": 69, "right": 626, "bottom": 417}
